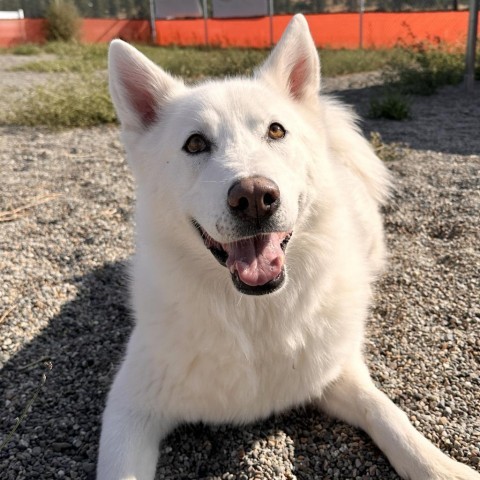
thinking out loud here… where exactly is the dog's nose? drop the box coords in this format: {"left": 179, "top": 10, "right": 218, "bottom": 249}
{"left": 227, "top": 176, "right": 280, "bottom": 222}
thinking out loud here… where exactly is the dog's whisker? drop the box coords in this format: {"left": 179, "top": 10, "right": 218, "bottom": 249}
{"left": 236, "top": 293, "right": 244, "bottom": 307}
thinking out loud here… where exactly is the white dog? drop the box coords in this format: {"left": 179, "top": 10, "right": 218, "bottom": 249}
{"left": 98, "top": 14, "right": 479, "bottom": 480}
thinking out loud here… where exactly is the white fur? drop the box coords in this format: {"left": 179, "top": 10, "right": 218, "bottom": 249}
{"left": 98, "top": 14, "right": 479, "bottom": 480}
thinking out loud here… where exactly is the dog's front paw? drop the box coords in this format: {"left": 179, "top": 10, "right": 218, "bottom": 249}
{"left": 394, "top": 446, "right": 480, "bottom": 480}
{"left": 423, "top": 456, "right": 480, "bottom": 480}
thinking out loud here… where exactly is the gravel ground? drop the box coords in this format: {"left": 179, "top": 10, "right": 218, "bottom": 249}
{"left": 0, "top": 55, "right": 63, "bottom": 109}
{"left": 0, "top": 59, "right": 479, "bottom": 479}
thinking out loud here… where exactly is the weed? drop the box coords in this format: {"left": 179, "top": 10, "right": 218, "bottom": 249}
{"left": 0, "top": 43, "right": 429, "bottom": 129}
{"left": 369, "top": 91, "right": 411, "bottom": 120}
{"left": 319, "top": 48, "right": 400, "bottom": 77}
{"left": 370, "top": 131, "right": 403, "bottom": 162}
{"left": 45, "top": 0, "right": 82, "bottom": 43}
{"left": 140, "top": 46, "right": 269, "bottom": 79}
{"left": 9, "top": 43, "right": 108, "bottom": 73}
{"left": 385, "top": 40, "right": 464, "bottom": 95}
{"left": 5, "top": 43, "right": 398, "bottom": 79}
{"left": 6, "top": 74, "right": 116, "bottom": 128}
{"left": 8, "top": 44, "right": 43, "bottom": 55}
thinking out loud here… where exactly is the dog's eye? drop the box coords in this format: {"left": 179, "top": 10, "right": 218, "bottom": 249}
{"left": 184, "top": 134, "right": 210, "bottom": 154}
{"left": 268, "top": 123, "right": 286, "bottom": 140}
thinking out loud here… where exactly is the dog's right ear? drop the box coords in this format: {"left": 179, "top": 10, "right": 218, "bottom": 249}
{"left": 108, "top": 40, "right": 185, "bottom": 132}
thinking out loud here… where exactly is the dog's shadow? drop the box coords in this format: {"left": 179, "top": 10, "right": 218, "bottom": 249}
{"left": 0, "top": 261, "right": 397, "bottom": 479}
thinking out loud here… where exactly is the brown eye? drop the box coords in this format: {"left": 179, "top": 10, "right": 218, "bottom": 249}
{"left": 268, "top": 123, "right": 286, "bottom": 140}
{"left": 184, "top": 134, "right": 209, "bottom": 154}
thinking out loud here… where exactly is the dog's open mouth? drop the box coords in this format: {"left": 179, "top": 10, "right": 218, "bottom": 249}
{"left": 193, "top": 222, "right": 292, "bottom": 295}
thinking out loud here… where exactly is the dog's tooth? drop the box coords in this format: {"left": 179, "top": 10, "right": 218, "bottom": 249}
{"left": 278, "top": 253, "right": 285, "bottom": 268}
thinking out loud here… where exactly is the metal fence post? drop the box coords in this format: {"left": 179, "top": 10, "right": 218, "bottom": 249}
{"left": 149, "top": 0, "right": 157, "bottom": 44}
{"left": 359, "top": 0, "right": 365, "bottom": 49}
{"left": 202, "top": 0, "right": 209, "bottom": 46}
{"left": 269, "top": 0, "right": 274, "bottom": 46}
{"left": 465, "top": 0, "right": 479, "bottom": 92}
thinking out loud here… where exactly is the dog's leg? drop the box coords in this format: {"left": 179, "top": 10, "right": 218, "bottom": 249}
{"left": 97, "top": 363, "right": 174, "bottom": 480}
{"left": 319, "top": 359, "right": 480, "bottom": 480}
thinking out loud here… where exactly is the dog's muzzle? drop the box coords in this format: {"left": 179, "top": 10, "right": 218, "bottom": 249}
{"left": 194, "top": 175, "right": 293, "bottom": 295}
{"left": 193, "top": 222, "right": 292, "bottom": 295}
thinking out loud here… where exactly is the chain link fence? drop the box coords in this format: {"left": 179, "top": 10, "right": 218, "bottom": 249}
{"left": 0, "top": 0, "right": 470, "bottom": 19}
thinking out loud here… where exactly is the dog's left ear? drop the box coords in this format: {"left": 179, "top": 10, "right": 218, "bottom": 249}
{"left": 255, "top": 14, "right": 320, "bottom": 103}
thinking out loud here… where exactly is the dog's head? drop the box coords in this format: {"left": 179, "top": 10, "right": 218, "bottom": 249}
{"left": 109, "top": 15, "right": 330, "bottom": 296}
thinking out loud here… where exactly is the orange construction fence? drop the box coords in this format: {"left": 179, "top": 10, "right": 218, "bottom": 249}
{"left": 0, "top": 12, "right": 477, "bottom": 49}
{"left": 0, "top": 18, "right": 151, "bottom": 46}
{"left": 0, "top": 18, "right": 45, "bottom": 46}
{"left": 157, "top": 12, "right": 477, "bottom": 48}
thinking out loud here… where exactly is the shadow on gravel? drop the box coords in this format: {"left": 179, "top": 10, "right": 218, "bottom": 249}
{"left": 335, "top": 83, "right": 480, "bottom": 156}
{"left": 0, "top": 262, "right": 131, "bottom": 479}
{"left": 158, "top": 407, "right": 393, "bottom": 479}
{"left": 0, "top": 261, "right": 395, "bottom": 479}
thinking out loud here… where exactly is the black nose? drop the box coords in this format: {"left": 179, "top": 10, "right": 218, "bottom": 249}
{"left": 227, "top": 176, "right": 280, "bottom": 223}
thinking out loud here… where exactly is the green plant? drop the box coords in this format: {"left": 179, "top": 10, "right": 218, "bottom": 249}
{"left": 5, "top": 74, "right": 116, "bottom": 128}
{"left": 369, "top": 131, "right": 403, "bottom": 162}
{"left": 5, "top": 42, "right": 399, "bottom": 80}
{"left": 137, "top": 46, "right": 269, "bottom": 79}
{"left": 45, "top": 0, "right": 82, "bottom": 43}
{"left": 8, "top": 43, "right": 43, "bottom": 55}
{"left": 369, "top": 91, "right": 411, "bottom": 120}
{"left": 10, "top": 43, "right": 108, "bottom": 73}
{"left": 385, "top": 40, "right": 464, "bottom": 95}
{"left": 319, "top": 47, "right": 400, "bottom": 77}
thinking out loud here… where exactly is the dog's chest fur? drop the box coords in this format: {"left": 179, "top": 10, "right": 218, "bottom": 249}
{"left": 126, "top": 235, "right": 369, "bottom": 425}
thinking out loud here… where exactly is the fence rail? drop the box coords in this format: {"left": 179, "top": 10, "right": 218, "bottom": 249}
{"left": 0, "top": 11, "right": 477, "bottom": 48}
{"left": 0, "top": 0, "right": 471, "bottom": 20}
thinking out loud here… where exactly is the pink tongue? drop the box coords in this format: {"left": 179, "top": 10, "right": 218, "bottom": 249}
{"left": 224, "top": 233, "right": 285, "bottom": 287}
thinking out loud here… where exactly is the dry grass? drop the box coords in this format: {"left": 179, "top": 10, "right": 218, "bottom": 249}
{"left": 4, "top": 73, "right": 116, "bottom": 128}
{"left": 0, "top": 361, "right": 52, "bottom": 453}
{"left": 369, "top": 131, "right": 404, "bottom": 162}
{"left": 0, "top": 305, "right": 17, "bottom": 325}
{"left": 0, "top": 193, "right": 62, "bottom": 222}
